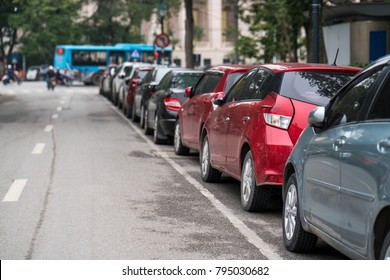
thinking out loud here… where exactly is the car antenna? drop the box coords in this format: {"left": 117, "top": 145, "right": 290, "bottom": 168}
{"left": 332, "top": 48, "right": 339, "bottom": 66}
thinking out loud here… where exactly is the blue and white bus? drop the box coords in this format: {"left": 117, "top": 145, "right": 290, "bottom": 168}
{"left": 53, "top": 43, "right": 172, "bottom": 85}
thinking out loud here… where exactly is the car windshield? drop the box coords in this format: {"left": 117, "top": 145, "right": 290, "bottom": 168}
{"left": 224, "top": 72, "right": 245, "bottom": 93}
{"left": 279, "top": 71, "right": 356, "bottom": 106}
{"left": 172, "top": 72, "right": 202, "bottom": 89}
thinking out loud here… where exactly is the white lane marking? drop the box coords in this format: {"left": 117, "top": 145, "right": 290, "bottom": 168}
{"left": 44, "top": 125, "right": 53, "bottom": 132}
{"left": 32, "top": 143, "right": 45, "bottom": 154}
{"left": 108, "top": 100, "right": 282, "bottom": 260}
{"left": 52, "top": 114, "right": 59, "bottom": 119}
{"left": 3, "top": 179, "right": 28, "bottom": 202}
{"left": 56, "top": 107, "right": 62, "bottom": 111}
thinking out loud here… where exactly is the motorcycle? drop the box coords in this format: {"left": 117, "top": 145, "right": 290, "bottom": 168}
{"left": 47, "top": 77, "right": 56, "bottom": 90}
{"left": 2, "top": 74, "right": 22, "bottom": 85}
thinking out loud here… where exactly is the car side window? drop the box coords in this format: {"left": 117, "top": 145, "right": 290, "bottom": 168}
{"left": 249, "top": 69, "right": 272, "bottom": 100}
{"left": 159, "top": 72, "right": 172, "bottom": 91}
{"left": 193, "top": 73, "right": 222, "bottom": 96}
{"left": 224, "top": 68, "right": 257, "bottom": 103}
{"left": 327, "top": 67, "right": 384, "bottom": 128}
{"left": 367, "top": 68, "right": 390, "bottom": 120}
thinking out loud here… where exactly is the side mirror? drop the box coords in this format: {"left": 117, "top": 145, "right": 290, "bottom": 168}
{"left": 185, "top": 86, "right": 192, "bottom": 98}
{"left": 308, "top": 106, "right": 325, "bottom": 128}
{"left": 213, "top": 97, "right": 224, "bottom": 107}
{"left": 118, "top": 73, "right": 125, "bottom": 79}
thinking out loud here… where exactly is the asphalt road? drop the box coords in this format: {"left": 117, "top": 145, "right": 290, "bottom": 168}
{"left": 0, "top": 81, "right": 347, "bottom": 260}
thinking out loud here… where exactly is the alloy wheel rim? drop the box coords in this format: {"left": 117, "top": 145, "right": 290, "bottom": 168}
{"left": 242, "top": 158, "right": 252, "bottom": 203}
{"left": 174, "top": 123, "right": 180, "bottom": 152}
{"left": 201, "top": 140, "right": 209, "bottom": 176}
{"left": 154, "top": 115, "right": 158, "bottom": 141}
{"left": 144, "top": 110, "right": 148, "bottom": 131}
{"left": 284, "top": 184, "right": 298, "bottom": 241}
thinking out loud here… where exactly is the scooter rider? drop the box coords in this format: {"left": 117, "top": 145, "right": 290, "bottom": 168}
{"left": 46, "top": 65, "right": 56, "bottom": 89}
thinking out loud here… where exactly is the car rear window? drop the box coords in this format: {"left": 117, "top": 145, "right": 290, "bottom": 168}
{"left": 172, "top": 73, "right": 203, "bottom": 89}
{"left": 279, "top": 71, "right": 355, "bottom": 106}
{"left": 224, "top": 72, "right": 245, "bottom": 93}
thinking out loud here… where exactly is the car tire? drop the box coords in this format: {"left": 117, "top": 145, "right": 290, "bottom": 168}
{"left": 174, "top": 121, "right": 190, "bottom": 156}
{"left": 153, "top": 114, "right": 165, "bottom": 144}
{"left": 143, "top": 108, "right": 153, "bottom": 135}
{"left": 140, "top": 105, "right": 145, "bottom": 129}
{"left": 241, "top": 151, "right": 271, "bottom": 212}
{"left": 283, "top": 173, "right": 317, "bottom": 252}
{"left": 200, "top": 135, "right": 221, "bottom": 182}
{"left": 132, "top": 101, "right": 139, "bottom": 122}
{"left": 380, "top": 230, "right": 390, "bottom": 260}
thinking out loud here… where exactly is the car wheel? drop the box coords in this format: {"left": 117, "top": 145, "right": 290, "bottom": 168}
{"left": 174, "top": 121, "right": 190, "bottom": 156}
{"left": 140, "top": 105, "right": 145, "bottom": 129}
{"left": 143, "top": 108, "right": 153, "bottom": 135}
{"left": 283, "top": 173, "right": 317, "bottom": 252}
{"left": 200, "top": 135, "right": 221, "bottom": 182}
{"left": 132, "top": 101, "right": 139, "bottom": 122}
{"left": 380, "top": 230, "right": 390, "bottom": 260}
{"left": 241, "top": 151, "right": 271, "bottom": 212}
{"left": 153, "top": 114, "right": 165, "bottom": 144}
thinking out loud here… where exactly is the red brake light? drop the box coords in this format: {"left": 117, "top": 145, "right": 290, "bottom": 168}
{"left": 262, "top": 94, "right": 294, "bottom": 130}
{"left": 164, "top": 97, "right": 181, "bottom": 111}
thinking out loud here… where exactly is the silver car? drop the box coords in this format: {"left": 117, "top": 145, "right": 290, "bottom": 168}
{"left": 282, "top": 54, "right": 390, "bottom": 260}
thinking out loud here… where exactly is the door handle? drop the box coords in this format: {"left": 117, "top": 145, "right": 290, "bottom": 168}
{"left": 378, "top": 138, "right": 390, "bottom": 154}
{"left": 224, "top": 116, "right": 230, "bottom": 122}
{"left": 332, "top": 136, "right": 346, "bottom": 151}
{"left": 242, "top": 116, "right": 250, "bottom": 121}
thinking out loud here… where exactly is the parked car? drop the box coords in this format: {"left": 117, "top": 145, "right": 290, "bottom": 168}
{"left": 201, "top": 63, "right": 361, "bottom": 212}
{"left": 122, "top": 65, "right": 154, "bottom": 116}
{"left": 282, "top": 55, "right": 390, "bottom": 260}
{"left": 110, "top": 62, "right": 134, "bottom": 105}
{"left": 174, "top": 65, "right": 252, "bottom": 155}
{"left": 99, "top": 64, "right": 117, "bottom": 97}
{"left": 144, "top": 68, "right": 203, "bottom": 144}
{"left": 132, "top": 66, "right": 171, "bottom": 123}
{"left": 26, "top": 64, "right": 49, "bottom": 81}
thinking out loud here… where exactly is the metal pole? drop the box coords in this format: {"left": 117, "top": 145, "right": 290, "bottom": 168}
{"left": 234, "top": 0, "right": 239, "bottom": 64}
{"left": 312, "top": 0, "right": 320, "bottom": 63}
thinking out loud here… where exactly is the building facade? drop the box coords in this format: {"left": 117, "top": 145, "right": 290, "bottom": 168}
{"left": 142, "top": 0, "right": 252, "bottom": 68}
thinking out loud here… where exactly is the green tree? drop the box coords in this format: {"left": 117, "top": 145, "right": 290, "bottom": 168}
{"left": 6, "top": 0, "right": 82, "bottom": 66}
{"left": 242, "top": 0, "right": 327, "bottom": 63}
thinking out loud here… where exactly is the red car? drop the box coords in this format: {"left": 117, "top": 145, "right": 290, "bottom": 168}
{"left": 174, "top": 65, "right": 252, "bottom": 155}
{"left": 122, "top": 65, "right": 155, "bottom": 117}
{"left": 200, "top": 63, "right": 361, "bottom": 212}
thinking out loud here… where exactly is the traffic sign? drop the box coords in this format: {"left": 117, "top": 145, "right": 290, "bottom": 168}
{"left": 154, "top": 33, "right": 170, "bottom": 48}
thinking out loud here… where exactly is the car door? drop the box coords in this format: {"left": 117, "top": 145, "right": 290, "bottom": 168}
{"left": 338, "top": 65, "right": 390, "bottom": 256}
{"left": 186, "top": 73, "right": 223, "bottom": 145}
{"left": 207, "top": 69, "right": 257, "bottom": 171}
{"left": 225, "top": 68, "right": 271, "bottom": 177}
{"left": 303, "top": 67, "right": 382, "bottom": 241}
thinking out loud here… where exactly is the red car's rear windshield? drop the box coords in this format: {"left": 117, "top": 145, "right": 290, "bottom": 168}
{"left": 279, "top": 71, "right": 356, "bottom": 106}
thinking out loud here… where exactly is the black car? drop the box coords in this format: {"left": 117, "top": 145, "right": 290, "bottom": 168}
{"left": 132, "top": 66, "right": 171, "bottom": 124}
{"left": 144, "top": 68, "right": 203, "bottom": 144}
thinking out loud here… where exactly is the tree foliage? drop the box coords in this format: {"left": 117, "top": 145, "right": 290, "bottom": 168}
{"left": 0, "top": 0, "right": 181, "bottom": 68}
{"left": 240, "top": 0, "right": 320, "bottom": 63}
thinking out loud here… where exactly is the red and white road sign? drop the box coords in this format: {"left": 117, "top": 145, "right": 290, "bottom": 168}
{"left": 154, "top": 33, "right": 170, "bottom": 48}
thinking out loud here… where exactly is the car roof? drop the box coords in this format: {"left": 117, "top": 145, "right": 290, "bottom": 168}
{"left": 207, "top": 65, "right": 253, "bottom": 72}
{"left": 258, "top": 63, "right": 361, "bottom": 74}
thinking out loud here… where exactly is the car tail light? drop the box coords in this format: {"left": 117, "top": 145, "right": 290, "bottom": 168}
{"left": 262, "top": 93, "right": 294, "bottom": 130}
{"left": 263, "top": 113, "right": 291, "bottom": 129}
{"left": 164, "top": 97, "right": 181, "bottom": 111}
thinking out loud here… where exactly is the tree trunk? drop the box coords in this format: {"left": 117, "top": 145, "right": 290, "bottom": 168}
{"left": 184, "top": 0, "right": 194, "bottom": 68}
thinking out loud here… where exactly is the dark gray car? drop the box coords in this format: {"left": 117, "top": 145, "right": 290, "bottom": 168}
{"left": 282, "top": 54, "right": 390, "bottom": 260}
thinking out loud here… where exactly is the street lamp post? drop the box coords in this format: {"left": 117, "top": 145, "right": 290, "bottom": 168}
{"left": 158, "top": 1, "right": 168, "bottom": 64}
{"left": 159, "top": 1, "right": 167, "bottom": 34}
